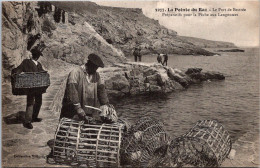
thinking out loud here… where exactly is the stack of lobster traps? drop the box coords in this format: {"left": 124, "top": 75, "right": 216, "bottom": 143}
{"left": 51, "top": 117, "right": 232, "bottom": 167}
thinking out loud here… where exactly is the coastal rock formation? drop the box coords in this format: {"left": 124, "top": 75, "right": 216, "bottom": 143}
{"left": 52, "top": 2, "right": 217, "bottom": 56}
{"left": 2, "top": 2, "right": 40, "bottom": 79}
{"left": 98, "top": 63, "right": 225, "bottom": 99}
{"left": 2, "top": 1, "right": 232, "bottom": 81}
{"left": 43, "top": 17, "right": 126, "bottom": 65}
{"left": 179, "top": 36, "right": 236, "bottom": 48}
{"left": 185, "top": 68, "right": 225, "bottom": 82}
{"left": 217, "top": 49, "right": 245, "bottom": 52}
{"left": 2, "top": 1, "right": 126, "bottom": 80}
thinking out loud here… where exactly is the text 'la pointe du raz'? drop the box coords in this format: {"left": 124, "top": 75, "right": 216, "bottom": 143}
{"left": 165, "top": 7, "right": 246, "bottom": 12}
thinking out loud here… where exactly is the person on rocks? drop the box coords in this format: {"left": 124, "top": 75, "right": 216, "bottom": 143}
{"left": 138, "top": 48, "right": 142, "bottom": 62}
{"left": 14, "top": 48, "right": 46, "bottom": 129}
{"left": 60, "top": 53, "right": 117, "bottom": 123}
{"left": 133, "top": 47, "right": 142, "bottom": 62}
{"left": 157, "top": 53, "right": 163, "bottom": 64}
{"left": 162, "top": 53, "right": 168, "bottom": 66}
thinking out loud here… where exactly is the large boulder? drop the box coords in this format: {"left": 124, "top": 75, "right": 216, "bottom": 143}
{"left": 185, "top": 68, "right": 225, "bottom": 82}
{"left": 168, "top": 68, "right": 192, "bottom": 88}
{"left": 185, "top": 68, "right": 203, "bottom": 75}
{"left": 204, "top": 72, "right": 225, "bottom": 80}
{"left": 105, "top": 74, "right": 130, "bottom": 94}
{"left": 145, "top": 74, "right": 158, "bottom": 85}
{"left": 143, "top": 67, "right": 158, "bottom": 77}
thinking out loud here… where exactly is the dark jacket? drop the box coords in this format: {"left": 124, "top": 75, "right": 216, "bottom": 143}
{"left": 163, "top": 54, "right": 168, "bottom": 61}
{"left": 15, "top": 59, "right": 45, "bottom": 73}
{"left": 133, "top": 49, "right": 141, "bottom": 57}
{"left": 12, "top": 59, "right": 46, "bottom": 95}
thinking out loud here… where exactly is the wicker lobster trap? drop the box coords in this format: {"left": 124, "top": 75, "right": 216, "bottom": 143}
{"left": 11, "top": 71, "right": 50, "bottom": 95}
{"left": 120, "top": 117, "right": 169, "bottom": 166}
{"left": 53, "top": 117, "right": 127, "bottom": 167}
{"left": 168, "top": 120, "right": 232, "bottom": 167}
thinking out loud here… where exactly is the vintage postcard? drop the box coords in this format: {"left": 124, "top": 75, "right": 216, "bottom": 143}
{"left": 2, "top": 0, "right": 259, "bottom": 167}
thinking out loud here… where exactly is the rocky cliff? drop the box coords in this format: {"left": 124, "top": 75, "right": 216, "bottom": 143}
{"left": 2, "top": 1, "right": 126, "bottom": 80}
{"left": 51, "top": 1, "right": 217, "bottom": 56}
{"left": 2, "top": 1, "right": 232, "bottom": 80}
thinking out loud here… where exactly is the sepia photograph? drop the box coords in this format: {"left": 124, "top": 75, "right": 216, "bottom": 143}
{"left": 1, "top": 0, "right": 259, "bottom": 167}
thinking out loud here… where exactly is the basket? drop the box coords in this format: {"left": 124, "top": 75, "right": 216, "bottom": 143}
{"left": 169, "top": 120, "right": 232, "bottom": 167}
{"left": 120, "top": 117, "right": 169, "bottom": 166}
{"left": 53, "top": 118, "right": 126, "bottom": 167}
{"left": 11, "top": 71, "right": 50, "bottom": 95}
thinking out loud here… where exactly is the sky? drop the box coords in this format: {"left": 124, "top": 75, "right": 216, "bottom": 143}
{"left": 96, "top": 1, "right": 259, "bottom": 47}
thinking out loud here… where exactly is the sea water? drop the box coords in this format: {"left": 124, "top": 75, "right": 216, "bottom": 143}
{"left": 115, "top": 48, "right": 259, "bottom": 141}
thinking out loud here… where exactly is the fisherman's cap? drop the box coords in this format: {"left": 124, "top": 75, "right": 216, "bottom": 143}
{"left": 88, "top": 53, "right": 104, "bottom": 68}
{"left": 31, "top": 48, "right": 43, "bottom": 56}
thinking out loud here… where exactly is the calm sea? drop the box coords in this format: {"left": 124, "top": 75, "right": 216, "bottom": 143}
{"left": 114, "top": 48, "right": 259, "bottom": 141}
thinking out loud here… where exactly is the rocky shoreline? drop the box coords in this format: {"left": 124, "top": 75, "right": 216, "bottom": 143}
{"left": 98, "top": 62, "right": 225, "bottom": 99}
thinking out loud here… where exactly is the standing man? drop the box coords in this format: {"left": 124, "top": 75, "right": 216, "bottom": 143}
{"left": 138, "top": 47, "right": 142, "bottom": 62}
{"left": 157, "top": 53, "right": 162, "bottom": 64}
{"left": 60, "top": 53, "right": 116, "bottom": 122}
{"left": 133, "top": 47, "right": 142, "bottom": 62}
{"left": 133, "top": 47, "right": 139, "bottom": 62}
{"left": 162, "top": 54, "right": 168, "bottom": 66}
{"left": 14, "top": 48, "right": 46, "bottom": 129}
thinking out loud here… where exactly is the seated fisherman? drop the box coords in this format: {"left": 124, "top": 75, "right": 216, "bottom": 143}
{"left": 60, "top": 53, "right": 117, "bottom": 123}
